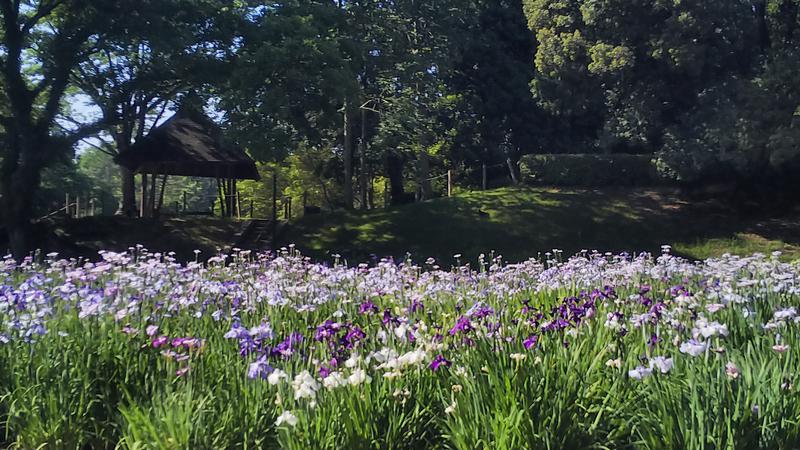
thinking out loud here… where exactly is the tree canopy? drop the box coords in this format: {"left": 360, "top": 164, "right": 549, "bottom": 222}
{"left": 2, "top": 0, "right": 799, "bottom": 256}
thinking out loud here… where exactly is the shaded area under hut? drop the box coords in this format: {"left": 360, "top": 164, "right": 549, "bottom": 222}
{"left": 116, "top": 108, "right": 260, "bottom": 218}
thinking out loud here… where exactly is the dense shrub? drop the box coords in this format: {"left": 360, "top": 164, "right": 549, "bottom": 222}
{"left": 520, "top": 154, "right": 665, "bottom": 186}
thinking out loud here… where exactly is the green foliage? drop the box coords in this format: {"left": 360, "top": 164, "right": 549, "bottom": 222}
{"left": 220, "top": 1, "right": 356, "bottom": 160}
{"left": 520, "top": 153, "right": 662, "bottom": 186}
{"left": 522, "top": 0, "right": 800, "bottom": 187}
{"left": 36, "top": 160, "right": 94, "bottom": 216}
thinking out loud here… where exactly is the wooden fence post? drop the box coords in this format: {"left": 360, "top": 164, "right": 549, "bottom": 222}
{"left": 447, "top": 170, "right": 452, "bottom": 197}
{"left": 141, "top": 174, "right": 149, "bottom": 218}
{"left": 271, "top": 171, "right": 278, "bottom": 249}
{"left": 65, "top": 193, "right": 70, "bottom": 218}
{"left": 236, "top": 185, "right": 241, "bottom": 219}
{"left": 272, "top": 172, "right": 278, "bottom": 223}
{"left": 149, "top": 173, "right": 157, "bottom": 217}
{"left": 384, "top": 179, "right": 390, "bottom": 207}
{"left": 482, "top": 163, "right": 487, "bottom": 191}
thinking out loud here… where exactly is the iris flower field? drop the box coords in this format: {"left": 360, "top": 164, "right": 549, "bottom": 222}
{"left": 1, "top": 247, "right": 800, "bottom": 449}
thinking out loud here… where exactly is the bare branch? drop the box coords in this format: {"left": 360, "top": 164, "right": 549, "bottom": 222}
{"left": 21, "top": 0, "right": 64, "bottom": 35}
{"left": 148, "top": 100, "right": 171, "bottom": 134}
{"left": 63, "top": 118, "right": 113, "bottom": 146}
{"left": 80, "top": 138, "right": 117, "bottom": 156}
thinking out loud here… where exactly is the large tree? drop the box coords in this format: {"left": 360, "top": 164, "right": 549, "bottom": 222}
{"left": 0, "top": 0, "right": 128, "bottom": 257}
{"left": 522, "top": 0, "right": 759, "bottom": 153}
{"left": 220, "top": 1, "right": 358, "bottom": 210}
{"left": 74, "top": 1, "right": 244, "bottom": 216}
{"left": 445, "top": 0, "right": 544, "bottom": 183}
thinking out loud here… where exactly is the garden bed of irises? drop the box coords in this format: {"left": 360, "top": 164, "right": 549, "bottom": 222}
{"left": 1, "top": 246, "right": 799, "bottom": 449}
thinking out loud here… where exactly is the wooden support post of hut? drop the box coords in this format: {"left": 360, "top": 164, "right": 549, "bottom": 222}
{"left": 115, "top": 107, "right": 260, "bottom": 219}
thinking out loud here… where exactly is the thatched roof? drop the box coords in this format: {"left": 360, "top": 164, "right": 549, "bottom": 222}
{"left": 116, "top": 109, "right": 261, "bottom": 180}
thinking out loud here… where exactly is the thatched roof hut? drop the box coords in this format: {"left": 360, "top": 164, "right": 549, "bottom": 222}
{"left": 116, "top": 109, "right": 260, "bottom": 218}
{"left": 116, "top": 109, "right": 260, "bottom": 181}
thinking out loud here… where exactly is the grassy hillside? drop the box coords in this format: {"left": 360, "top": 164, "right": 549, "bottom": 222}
{"left": 280, "top": 187, "right": 800, "bottom": 264}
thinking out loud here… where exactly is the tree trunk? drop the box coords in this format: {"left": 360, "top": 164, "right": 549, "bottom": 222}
{"left": 778, "top": 0, "right": 798, "bottom": 44}
{"left": 1, "top": 163, "right": 41, "bottom": 259}
{"left": 386, "top": 153, "right": 408, "bottom": 205}
{"left": 140, "top": 174, "right": 149, "bottom": 218}
{"left": 359, "top": 108, "right": 368, "bottom": 210}
{"left": 149, "top": 173, "right": 157, "bottom": 217}
{"left": 416, "top": 149, "right": 433, "bottom": 201}
{"left": 367, "top": 169, "right": 375, "bottom": 209}
{"left": 342, "top": 102, "right": 354, "bottom": 210}
{"left": 754, "top": 1, "right": 771, "bottom": 52}
{"left": 118, "top": 166, "right": 137, "bottom": 216}
{"left": 507, "top": 157, "right": 520, "bottom": 185}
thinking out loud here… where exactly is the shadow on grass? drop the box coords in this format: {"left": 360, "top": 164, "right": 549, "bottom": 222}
{"left": 282, "top": 187, "right": 800, "bottom": 264}
{"left": 16, "top": 187, "right": 798, "bottom": 264}
{"left": 28, "top": 215, "right": 247, "bottom": 262}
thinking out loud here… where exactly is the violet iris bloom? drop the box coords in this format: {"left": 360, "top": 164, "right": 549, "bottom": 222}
{"left": 524, "top": 334, "right": 539, "bottom": 350}
{"left": 359, "top": 300, "right": 379, "bottom": 315}
{"left": 449, "top": 316, "right": 473, "bottom": 336}
{"left": 429, "top": 354, "right": 451, "bottom": 371}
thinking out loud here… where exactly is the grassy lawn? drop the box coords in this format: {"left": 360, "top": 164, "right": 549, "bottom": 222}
{"left": 281, "top": 186, "right": 800, "bottom": 264}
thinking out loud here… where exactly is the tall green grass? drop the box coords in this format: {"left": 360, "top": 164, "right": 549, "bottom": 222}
{"left": 0, "top": 250, "right": 798, "bottom": 449}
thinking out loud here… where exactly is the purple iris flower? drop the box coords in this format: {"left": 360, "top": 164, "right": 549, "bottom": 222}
{"left": 249, "top": 322, "right": 273, "bottom": 340}
{"left": 224, "top": 322, "right": 250, "bottom": 339}
{"left": 319, "top": 358, "right": 338, "bottom": 378}
{"left": 247, "top": 355, "right": 272, "bottom": 380}
{"left": 467, "top": 302, "right": 494, "bottom": 319}
{"left": 344, "top": 326, "right": 366, "bottom": 348}
{"left": 649, "top": 302, "right": 666, "bottom": 320}
{"left": 315, "top": 320, "right": 342, "bottom": 342}
{"left": 541, "top": 318, "right": 571, "bottom": 333}
{"left": 152, "top": 336, "right": 169, "bottom": 348}
{"left": 359, "top": 300, "right": 379, "bottom": 315}
{"left": 319, "top": 365, "right": 332, "bottom": 378}
{"left": 272, "top": 332, "right": 304, "bottom": 358}
{"left": 449, "top": 316, "right": 473, "bottom": 336}
{"left": 382, "top": 309, "right": 399, "bottom": 326}
{"left": 429, "top": 354, "right": 451, "bottom": 371}
{"left": 524, "top": 334, "right": 539, "bottom": 350}
{"left": 670, "top": 285, "right": 691, "bottom": 297}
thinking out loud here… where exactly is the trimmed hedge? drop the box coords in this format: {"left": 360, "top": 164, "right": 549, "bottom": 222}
{"left": 520, "top": 153, "right": 666, "bottom": 186}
